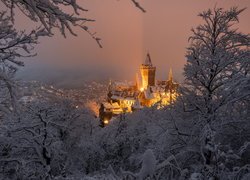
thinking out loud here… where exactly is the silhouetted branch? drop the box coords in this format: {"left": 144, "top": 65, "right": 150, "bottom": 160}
{"left": 131, "top": 0, "right": 146, "bottom": 13}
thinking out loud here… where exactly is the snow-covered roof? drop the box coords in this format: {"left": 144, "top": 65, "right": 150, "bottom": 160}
{"left": 144, "top": 88, "right": 155, "bottom": 99}
{"left": 132, "top": 99, "right": 143, "bottom": 109}
{"left": 111, "top": 95, "right": 125, "bottom": 100}
{"left": 124, "top": 97, "right": 136, "bottom": 101}
{"left": 103, "top": 102, "right": 121, "bottom": 109}
{"left": 111, "top": 95, "right": 136, "bottom": 101}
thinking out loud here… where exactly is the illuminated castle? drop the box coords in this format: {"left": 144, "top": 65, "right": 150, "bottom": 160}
{"left": 99, "top": 53, "right": 179, "bottom": 126}
{"left": 140, "top": 53, "right": 156, "bottom": 90}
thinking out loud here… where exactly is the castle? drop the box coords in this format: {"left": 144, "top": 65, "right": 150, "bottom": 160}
{"left": 99, "top": 53, "right": 178, "bottom": 126}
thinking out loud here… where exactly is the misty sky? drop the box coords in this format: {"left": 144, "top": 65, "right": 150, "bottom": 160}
{"left": 3, "top": 0, "right": 250, "bottom": 87}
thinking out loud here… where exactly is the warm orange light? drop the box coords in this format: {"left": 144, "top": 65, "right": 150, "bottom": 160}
{"left": 140, "top": 87, "right": 144, "bottom": 92}
{"left": 85, "top": 101, "right": 99, "bottom": 117}
{"left": 104, "top": 119, "right": 109, "bottom": 124}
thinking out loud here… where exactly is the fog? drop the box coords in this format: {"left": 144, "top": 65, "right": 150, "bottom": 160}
{"left": 6, "top": 0, "right": 250, "bottom": 87}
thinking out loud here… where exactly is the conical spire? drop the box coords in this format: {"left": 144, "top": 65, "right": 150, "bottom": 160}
{"left": 144, "top": 53, "right": 153, "bottom": 66}
{"left": 108, "top": 78, "right": 113, "bottom": 91}
{"left": 168, "top": 68, "right": 173, "bottom": 81}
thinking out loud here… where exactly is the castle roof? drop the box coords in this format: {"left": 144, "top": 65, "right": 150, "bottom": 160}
{"left": 143, "top": 53, "right": 153, "bottom": 66}
{"left": 132, "top": 99, "right": 143, "bottom": 109}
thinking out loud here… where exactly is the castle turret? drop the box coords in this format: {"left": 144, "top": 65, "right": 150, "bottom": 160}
{"left": 166, "top": 68, "right": 178, "bottom": 103}
{"left": 140, "top": 53, "right": 156, "bottom": 90}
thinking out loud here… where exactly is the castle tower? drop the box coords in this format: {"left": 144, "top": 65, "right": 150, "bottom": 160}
{"left": 140, "top": 53, "right": 156, "bottom": 90}
{"left": 135, "top": 73, "right": 140, "bottom": 90}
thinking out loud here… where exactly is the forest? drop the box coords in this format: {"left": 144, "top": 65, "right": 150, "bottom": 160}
{"left": 0, "top": 1, "right": 249, "bottom": 179}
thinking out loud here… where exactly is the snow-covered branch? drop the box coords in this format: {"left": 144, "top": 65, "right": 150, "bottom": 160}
{"left": 0, "top": 12, "right": 47, "bottom": 112}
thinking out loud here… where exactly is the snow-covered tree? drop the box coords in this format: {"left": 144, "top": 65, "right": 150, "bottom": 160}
{"left": 1, "top": 0, "right": 91, "bottom": 36}
{"left": 1, "top": 0, "right": 145, "bottom": 46}
{"left": 0, "top": 12, "right": 47, "bottom": 114}
{"left": 184, "top": 6, "right": 249, "bottom": 119}
{"left": 0, "top": 100, "right": 83, "bottom": 179}
{"left": 181, "top": 7, "right": 250, "bottom": 178}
